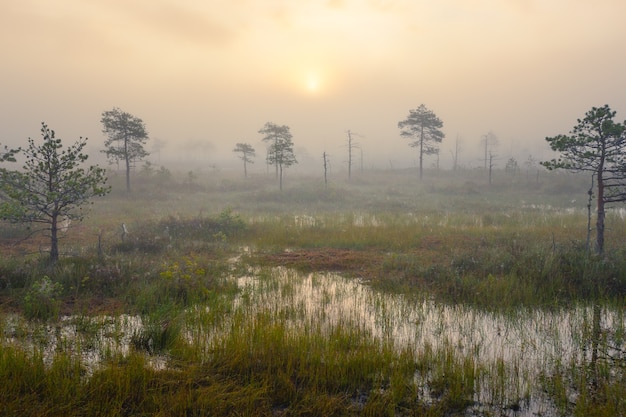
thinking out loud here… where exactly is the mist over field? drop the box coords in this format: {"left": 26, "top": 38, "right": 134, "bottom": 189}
{"left": 2, "top": 161, "right": 626, "bottom": 416}
{"left": 2, "top": 90, "right": 626, "bottom": 417}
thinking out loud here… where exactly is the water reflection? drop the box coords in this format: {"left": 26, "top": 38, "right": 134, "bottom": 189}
{"left": 2, "top": 313, "right": 166, "bottom": 374}
{"left": 237, "top": 269, "right": 614, "bottom": 367}
{"left": 234, "top": 268, "right": 624, "bottom": 415}
{"left": 2, "top": 267, "right": 623, "bottom": 415}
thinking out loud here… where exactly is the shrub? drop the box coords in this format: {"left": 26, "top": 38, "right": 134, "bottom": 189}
{"left": 158, "top": 256, "right": 211, "bottom": 304}
{"left": 23, "top": 276, "right": 63, "bottom": 320}
{"left": 130, "top": 318, "right": 181, "bottom": 354}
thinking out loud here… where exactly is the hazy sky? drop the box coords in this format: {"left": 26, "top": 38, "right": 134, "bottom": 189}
{"left": 2, "top": 0, "right": 626, "bottom": 171}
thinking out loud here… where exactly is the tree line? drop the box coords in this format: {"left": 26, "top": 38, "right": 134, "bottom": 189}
{"left": 1, "top": 104, "right": 626, "bottom": 261}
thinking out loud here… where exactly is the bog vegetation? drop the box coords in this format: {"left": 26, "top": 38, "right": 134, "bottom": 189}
{"left": 1, "top": 166, "right": 625, "bottom": 416}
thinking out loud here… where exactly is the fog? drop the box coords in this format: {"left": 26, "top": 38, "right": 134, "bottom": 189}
{"left": 2, "top": 0, "right": 626, "bottom": 173}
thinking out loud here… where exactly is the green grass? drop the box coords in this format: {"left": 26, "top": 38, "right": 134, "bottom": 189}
{"left": 0, "top": 167, "right": 625, "bottom": 415}
{"left": 0, "top": 311, "right": 484, "bottom": 416}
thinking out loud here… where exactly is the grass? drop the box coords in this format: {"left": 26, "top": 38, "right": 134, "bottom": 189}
{"left": 0, "top": 167, "right": 625, "bottom": 415}
{"left": 0, "top": 306, "right": 478, "bottom": 416}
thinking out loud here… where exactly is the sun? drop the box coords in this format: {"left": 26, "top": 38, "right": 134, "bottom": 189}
{"left": 282, "top": 65, "right": 333, "bottom": 96}
{"left": 305, "top": 72, "right": 321, "bottom": 93}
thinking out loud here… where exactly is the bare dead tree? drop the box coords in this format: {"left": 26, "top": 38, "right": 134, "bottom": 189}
{"left": 323, "top": 151, "right": 329, "bottom": 189}
{"left": 346, "top": 130, "right": 361, "bottom": 179}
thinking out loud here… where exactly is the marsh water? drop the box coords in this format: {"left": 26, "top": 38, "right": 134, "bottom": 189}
{"left": 232, "top": 269, "right": 624, "bottom": 415}
{"left": 2, "top": 267, "right": 624, "bottom": 415}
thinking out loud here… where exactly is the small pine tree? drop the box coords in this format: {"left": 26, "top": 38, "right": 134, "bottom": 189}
{"left": 0, "top": 123, "right": 110, "bottom": 262}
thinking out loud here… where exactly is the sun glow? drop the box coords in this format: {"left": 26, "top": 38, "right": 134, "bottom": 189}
{"left": 278, "top": 62, "right": 336, "bottom": 97}
{"left": 307, "top": 75, "right": 319, "bottom": 92}
{"left": 305, "top": 72, "right": 321, "bottom": 94}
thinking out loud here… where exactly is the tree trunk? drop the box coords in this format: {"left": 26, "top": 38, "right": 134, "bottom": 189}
{"left": 596, "top": 171, "right": 605, "bottom": 255}
{"left": 279, "top": 163, "right": 283, "bottom": 191}
{"left": 323, "top": 152, "right": 328, "bottom": 189}
{"left": 125, "top": 156, "right": 131, "bottom": 193}
{"left": 586, "top": 175, "right": 595, "bottom": 253}
{"left": 50, "top": 214, "right": 59, "bottom": 263}
{"left": 419, "top": 126, "right": 424, "bottom": 180}
{"left": 589, "top": 303, "right": 602, "bottom": 395}
{"left": 124, "top": 134, "right": 131, "bottom": 193}
{"left": 347, "top": 130, "right": 352, "bottom": 180}
{"left": 274, "top": 137, "right": 279, "bottom": 179}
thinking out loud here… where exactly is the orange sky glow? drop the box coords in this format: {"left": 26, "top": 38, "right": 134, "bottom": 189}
{"left": 2, "top": 0, "right": 626, "bottom": 171}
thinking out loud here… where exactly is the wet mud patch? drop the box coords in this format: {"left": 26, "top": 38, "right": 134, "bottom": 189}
{"left": 260, "top": 248, "right": 383, "bottom": 279}
{"left": 60, "top": 296, "right": 126, "bottom": 316}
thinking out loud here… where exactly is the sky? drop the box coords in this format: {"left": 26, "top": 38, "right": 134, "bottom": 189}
{"left": 2, "top": 0, "right": 626, "bottom": 172}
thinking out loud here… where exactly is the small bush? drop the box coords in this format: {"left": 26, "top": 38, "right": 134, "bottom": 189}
{"left": 23, "top": 276, "right": 63, "bottom": 320}
{"left": 158, "top": 256, "right": 212, "bottom": 304}
{"left": 0, "top": 258, "right": 32, "bottom": 290}
{"left": 130, "top": 319, "right": 181, "bottom": 354}
{"left": 159, "top": 208, "right": 246, "bottom": 242}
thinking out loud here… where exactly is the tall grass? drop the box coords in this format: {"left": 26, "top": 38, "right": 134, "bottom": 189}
{"left": 1, "top": 168, "right": 625, "bottom": 415}
{"left": 1, "top": 266, "right": 625, "bottom": 415}
{"left": 247, "top": 209, "right": 626, "bottom": 308}
{"left": 0, "top": 311, "right": 480, "bottom": 416}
